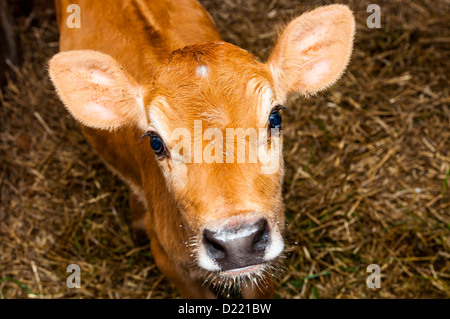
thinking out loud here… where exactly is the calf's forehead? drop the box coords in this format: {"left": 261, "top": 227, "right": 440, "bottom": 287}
{"left": 146, "top": 47, "right": 276, "bottom": 135}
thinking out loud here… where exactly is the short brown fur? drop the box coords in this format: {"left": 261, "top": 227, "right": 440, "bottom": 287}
{"left": 49, "top": 0, "right": 355, "bottom": 298}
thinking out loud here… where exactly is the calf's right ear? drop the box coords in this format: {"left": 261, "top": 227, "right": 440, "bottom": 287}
{"left": 267, "top": 4, "right": 355, "bottom": 101}
{"left": 48, "top": 50, "right": 146, "bottom": 130}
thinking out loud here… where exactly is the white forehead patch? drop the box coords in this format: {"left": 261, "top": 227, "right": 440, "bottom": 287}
{"left": 196, "top": 65, "right": 209, "bottom": 78}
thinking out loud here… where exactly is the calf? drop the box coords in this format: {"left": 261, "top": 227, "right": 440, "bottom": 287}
{"left": 49, "top": 0, "right": 355, "bottom": 298}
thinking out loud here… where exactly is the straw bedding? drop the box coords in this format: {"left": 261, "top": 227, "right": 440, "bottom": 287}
{"left": 0, "top": 0, "right": 448, "bottom": 298}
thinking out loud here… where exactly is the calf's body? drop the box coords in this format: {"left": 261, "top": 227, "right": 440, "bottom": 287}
{"left": 50, "top": 0, "right": 355, "bottom": 298}
{"left": 56, "top": 0, "right": 225, "bottom": 298}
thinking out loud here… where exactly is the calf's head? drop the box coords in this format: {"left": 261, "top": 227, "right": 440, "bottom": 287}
{"left": 49, "top": 5, "right": 355, "bottom": 283}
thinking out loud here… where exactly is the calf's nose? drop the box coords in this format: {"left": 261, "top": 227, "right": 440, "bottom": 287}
{"left": 202, "top": 218, "right": 270, "bottom": 271}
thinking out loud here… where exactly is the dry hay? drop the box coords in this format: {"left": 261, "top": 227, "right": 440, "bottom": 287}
{"left": 0, "top": 0, "right": 449, "bottom": 298}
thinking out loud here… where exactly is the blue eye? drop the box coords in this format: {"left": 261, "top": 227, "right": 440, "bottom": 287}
{"left": 269, "top": 110, "right": 282, "bottom": 129}
{"left": 150, "top": 135, "right": 165, "bottom": 155}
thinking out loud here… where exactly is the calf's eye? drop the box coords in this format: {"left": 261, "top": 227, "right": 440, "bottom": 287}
{"left": 150, "top": 135, "right": 165, "bottom": 155}
{"left": 141, "top": 131, "right": 168, "bottom": 159}
{"left": 269, "top": 110, "right": 282, "bottom": 129}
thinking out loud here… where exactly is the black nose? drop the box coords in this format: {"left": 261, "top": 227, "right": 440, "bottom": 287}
{"left": 203, "top": 218, "right": 270, "bottom": 271}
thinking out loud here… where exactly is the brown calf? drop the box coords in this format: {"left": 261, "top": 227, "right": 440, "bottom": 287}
{"left": 49, "top": 0, "right": 355, "bottom": 298}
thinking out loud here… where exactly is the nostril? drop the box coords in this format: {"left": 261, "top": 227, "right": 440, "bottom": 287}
{"left": 203, "top": 230, "right": 226, "bottom": 260}
{"left": 210, "top": 240, "right": 225, "bottom": 252}
{"left": 252, "top": 219, "right": 270, "bottom": 252}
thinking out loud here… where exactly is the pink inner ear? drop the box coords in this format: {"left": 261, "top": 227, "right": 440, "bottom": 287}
{"left": 88, "top": 69, "right": 115, "bottom": 86}
{"left": 81, "top": 100, "right": 120, "bottom": 124}
{"left": 293, "top": 25, "right": 328, "bottom": 52}
{"left": 303, "top": 60, "right": 331, "bottom": 86}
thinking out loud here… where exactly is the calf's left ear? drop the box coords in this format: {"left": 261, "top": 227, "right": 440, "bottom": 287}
{"left": 48, "top": 50, "right": 146, "bottom": 131}
{"left": 267, "top": 4, "right": 355, "bottom": 101}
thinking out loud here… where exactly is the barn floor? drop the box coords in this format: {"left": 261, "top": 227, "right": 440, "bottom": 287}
{"left": 0, "top": 0, "right": 449, "bottom": 298}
